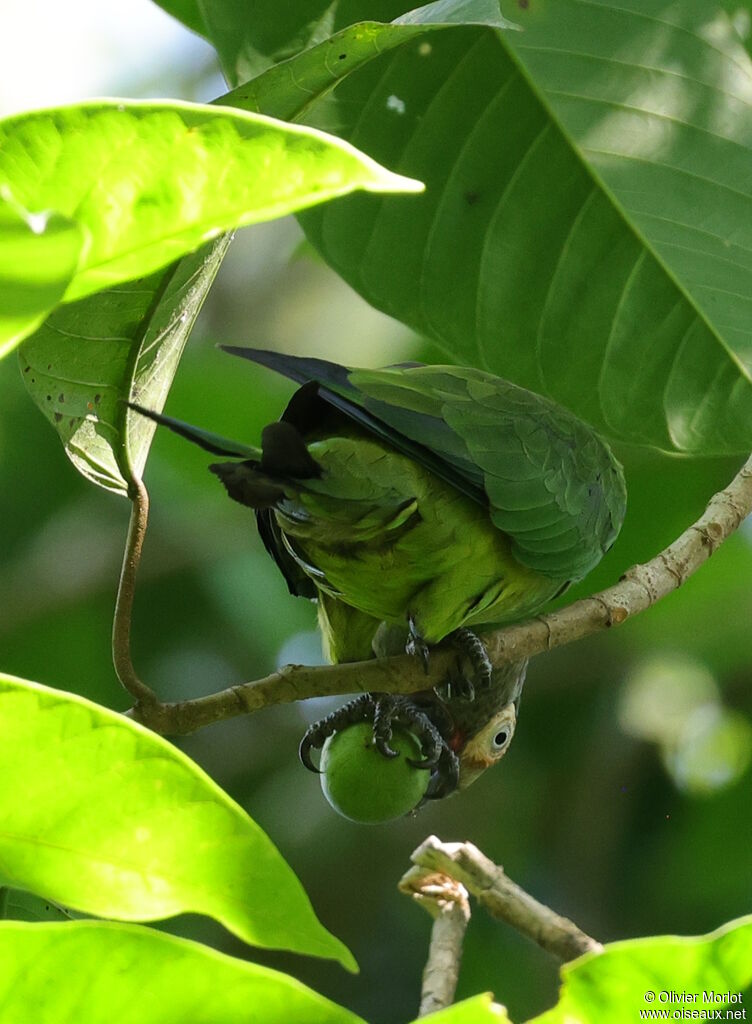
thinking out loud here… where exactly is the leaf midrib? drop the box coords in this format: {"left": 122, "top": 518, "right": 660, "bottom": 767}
{"left": 492, "top": 14, "right": 752, "bottom": 390}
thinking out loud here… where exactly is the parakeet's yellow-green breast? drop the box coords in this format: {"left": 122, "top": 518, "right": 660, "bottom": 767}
{"left": 131, "top": 348, "right": 626, "bottom": 665}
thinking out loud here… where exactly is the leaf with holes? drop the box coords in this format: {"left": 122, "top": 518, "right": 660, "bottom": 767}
{"left": 18, "top": 238, "right": 232, "bottom": 494}
{"left": 0, "top": 672, "right": 355, "bottom": 970}
{"left": 0, "top": 888, "right": 71, "bottom": 923}
{"left": 0, "top": 922, "right": 363, "bottom": 1023}
{"left": 276, "top": 0, "right": 752, "bottom": 455}
{"left": 0, "top": 99, "right": 422, "bottom": 352}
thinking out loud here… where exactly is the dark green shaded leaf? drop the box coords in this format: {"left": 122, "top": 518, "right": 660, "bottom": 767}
{"left": 153, "top": 0, "right": 416, "bottom": 85}
{"left": 0, "top": 887, "right": 71, "bottom": 923}
{"left": 290, "top": 0, "right": 752, "bottom": 454}
{"left": 154, "top": 0, "right": 207, "bottom": 38}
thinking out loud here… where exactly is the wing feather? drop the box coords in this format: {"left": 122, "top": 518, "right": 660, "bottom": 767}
{"left": 222, "top": 349, "right": 626, "bottom": 581}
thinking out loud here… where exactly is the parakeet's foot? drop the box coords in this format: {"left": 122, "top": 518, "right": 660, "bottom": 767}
{"left": 299, "top": 692, "right": 453, "bottom": 779}
{"left": 406, "top": 614, "right": 431, "bottom": 674}
{"left": 436, "top": 663, "right": 476, "bottom": 703}
{"left": 424, "top": 746, "right": 460, "bottom": 801}
{"left": 452, "top": 627, "right": 493, "bottom": 690}
{"left": 298, "top": 693, "right": 372, "bottom": 773}
{"left": 372, "top": 694, "right": 444, "bottom": 768}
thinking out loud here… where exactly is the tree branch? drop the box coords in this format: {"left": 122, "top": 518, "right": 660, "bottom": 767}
{"left": 399, "top": 866, "right": 471, "bottom": 1017}
{"left": 112, "top": 479, "right": 159, "bottom": 711}
{"left": 410, "top": 836, "right": 601, "bottom": 963}
{"left": 129, "top": 454, "right": 752, "bottom": 734}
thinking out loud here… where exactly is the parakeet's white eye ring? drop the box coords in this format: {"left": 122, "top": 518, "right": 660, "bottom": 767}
{"left": 493, "top": 730, "right": 509, "bottom": 749}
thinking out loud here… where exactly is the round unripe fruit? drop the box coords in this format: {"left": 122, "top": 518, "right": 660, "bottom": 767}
{"left": 320, "top": 721, "right": 430, "bottom": 823}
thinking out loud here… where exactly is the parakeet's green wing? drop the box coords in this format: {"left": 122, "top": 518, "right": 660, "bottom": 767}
{"left": 221, "top": 348, "right": 627, "bottom": 581}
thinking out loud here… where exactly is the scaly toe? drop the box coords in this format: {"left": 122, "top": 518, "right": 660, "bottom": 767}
{"left": 453, "top": 627, "right": 493, "bottom": 690}
{"left": 406, "top": 614, "right": 431, "bottom": 674}
{"left": 373, "top": 695, "right": 401, "bottom": 759}
{"left": 298, "top": 693, "right": 374, "bottom": 774}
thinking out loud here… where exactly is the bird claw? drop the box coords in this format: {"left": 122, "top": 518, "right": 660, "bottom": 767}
{"left": 406, "top": 614, "right": 431, "bottom": 674}
{"left": 423, "top": 746, "right": 460, "bottom": 801}
{"left": 407, "top": 752, "right": 441, "bottom": 770}
{"left": 442, "top": 665, "right": 475, "bottom": 703}
{"left": 452, "top": 627, "right": 493, "bottom": 691}
{"left": 298, "top": 736, "right": 322, "bottom": 774}
{"left": 298, "top": 693, "right": 372, "bottom": 773}
{"left": 298, "top": 691, "right": 460, "bottom": 801}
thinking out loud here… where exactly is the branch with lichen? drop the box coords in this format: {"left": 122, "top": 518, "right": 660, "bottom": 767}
{"left": 399, "top": 835, "right": 601, "bottom": 1016}
{"left": 125, "top": 454, "right": 752, "bottom": 735}
{"left": 399, "top": 865, "right": 471, "bottom": 1017}
{"left": 407, "top": 835, "right": 601, "bottom": 963}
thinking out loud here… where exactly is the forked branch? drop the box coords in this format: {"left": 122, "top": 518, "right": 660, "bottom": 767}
{"left": 400, "top": 835, "right": 601, "bottom": 1016}
{"left": 409, "top": 835, "right": 601, "bottom": 962}
{"left": 399, "top": 866, "right": 471, "bottom": 1017}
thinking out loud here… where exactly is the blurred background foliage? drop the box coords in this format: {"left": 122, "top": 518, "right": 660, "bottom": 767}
{"left": 1, "top": 4, "right": 750, "bottom": 1022}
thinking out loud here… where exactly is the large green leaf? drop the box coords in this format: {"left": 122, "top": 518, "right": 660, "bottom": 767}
{"left": 0, "top": 195, "right": 83, "bottom": 358}
{"left": 285, "top": 0, "right": 752, "bottom": 455}
{"left": 0, "top": 673, "right": 355, "bottom": 969}
{"left": 18, "top": 237, "right": 231, "bottom": 494}
{"left": 0, "top": 922, "right": 363, "bottom": 1024}
{"left": 0, "top": 98, "right": 421, "bottom": 352}
{"left": 532, "top": 916, "right": 752, "bottom": 1024}
{"left": 10, "top": 98, "right": 420, "bottom": 495}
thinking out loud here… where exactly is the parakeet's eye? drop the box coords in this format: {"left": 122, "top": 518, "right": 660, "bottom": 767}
{"left": 493, "top": 729, "right": 510, "bottom": 750}
{"left": 457, "top": 702, "right": 518, "bottom": 789}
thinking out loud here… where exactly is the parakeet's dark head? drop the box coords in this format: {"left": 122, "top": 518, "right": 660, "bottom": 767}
{"left": 422, "top": 658, "right": 527, "bottom": 798}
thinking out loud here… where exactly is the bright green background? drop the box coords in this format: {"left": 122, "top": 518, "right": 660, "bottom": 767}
{"left": 2, "top": 2, "right": 752, "bottom": 1022}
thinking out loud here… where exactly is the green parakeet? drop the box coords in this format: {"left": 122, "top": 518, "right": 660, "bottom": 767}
{"left": 132, "top": 347, "right": 626, "bottom": 803}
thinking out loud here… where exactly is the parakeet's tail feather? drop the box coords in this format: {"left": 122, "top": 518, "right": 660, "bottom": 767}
{"left": 128, "top": 403, "right": 261, "bottom": 459}
{"left": 219, "top": 346, "right": 353, "bottom": 391}
{"left": 219, "top": 347, "right": 486, "bottom": 507}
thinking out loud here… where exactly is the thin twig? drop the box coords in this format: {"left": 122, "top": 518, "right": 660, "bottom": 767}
{"left": 399, "top": 867, "right": 471, "bottom": 1017}
{"left": 112, "top": 479, "right": 159, "bottom": 710}
{"left": 411, "top": 836, "right": 601, "bottom": 963}
{"left": 128, "top": 454, "right": 752, "bottom": 734}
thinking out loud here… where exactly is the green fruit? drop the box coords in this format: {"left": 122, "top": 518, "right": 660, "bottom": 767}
{"left": 320, "top": 721, "right": 430, "bottom": 824}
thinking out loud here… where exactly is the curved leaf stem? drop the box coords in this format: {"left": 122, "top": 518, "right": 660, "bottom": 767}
{"left": 113, "top": 479, "right": 160, "bottom": 710}
{"left": 128, "top": 454, "right": 752, "bottom": 735}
